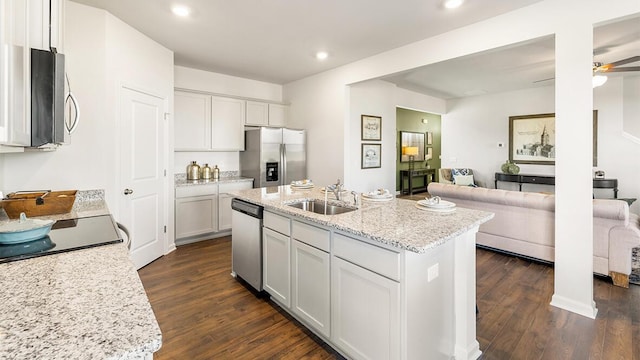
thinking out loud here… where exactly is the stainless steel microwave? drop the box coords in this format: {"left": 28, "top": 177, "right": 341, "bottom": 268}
{"left": 31, "top": 48, "right": 65, "bottom": 148}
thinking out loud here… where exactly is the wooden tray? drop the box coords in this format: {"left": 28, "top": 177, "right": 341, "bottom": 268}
{"left": 0, "top": 190, "right": 77, "bottom": 219}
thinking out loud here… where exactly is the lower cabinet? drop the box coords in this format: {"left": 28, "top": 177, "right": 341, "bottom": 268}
{"left": 218, "top": 181, "right": 253, "bottom": 231}
{"left": 331, "top": 256, "right": 400, "bottom": 360}
{"left": 292, "top": 239, "right": 330, "bottom": 338}
{"left": 175, "top": 194, "right": 218, "bottom": 239}
{"left": 263, "top": 227, "right": 291, "bottom": 307}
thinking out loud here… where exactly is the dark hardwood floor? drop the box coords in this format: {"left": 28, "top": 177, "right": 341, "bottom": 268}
{"left": 138, "top": 237, "right": 640, "bottom": 360}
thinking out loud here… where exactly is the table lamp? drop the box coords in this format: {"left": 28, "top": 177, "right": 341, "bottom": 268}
{"left": 403, "top": 146, "right": 419, "bottom": 171}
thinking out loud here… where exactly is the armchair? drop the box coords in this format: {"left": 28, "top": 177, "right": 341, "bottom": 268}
{"left": 439, "top": 168, "right": 481, "bottom": 187}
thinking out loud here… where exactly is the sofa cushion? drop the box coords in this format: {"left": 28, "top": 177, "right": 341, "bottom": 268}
{"left": 441, "top": 168, "right": 453, "bottom": 182}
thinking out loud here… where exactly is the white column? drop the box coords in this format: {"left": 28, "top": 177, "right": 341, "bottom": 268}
{"left": 550, "top": 23, "right": 597, "bottom": 319}
{"left": 454, "top": 226, "right": 482, "bottom": 359}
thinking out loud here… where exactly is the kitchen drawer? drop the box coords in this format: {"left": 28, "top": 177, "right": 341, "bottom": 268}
{"left": 219, "top": 181, "right": 253, "bottom": 194}
{"left": 292, "top": 220, "right": 330, "bottom": 252}
{"left": 333, "top": 233, "right": 401, "bottom": 281}
{"left": 176, "top": 184, "right": 218, "bottom": 198}
{"left": 264, "top": 211, "right": 290, "bottom": 236}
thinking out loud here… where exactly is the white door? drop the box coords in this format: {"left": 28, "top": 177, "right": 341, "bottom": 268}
{"left": 119, "top": 86, "right": 166, "bottom": 269}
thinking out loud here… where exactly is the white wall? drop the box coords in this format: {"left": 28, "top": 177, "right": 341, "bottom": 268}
{"left": 443, "top": 86, "right": 555, "bottom": 190}
{"left": 622, "top": 76, "right": 640, "bottom": 140}
{"left": 346, "top": 80, "right": 397, "bottom": 192}
{"left": 174, "top": 66, "right": 282, "bottom": 102}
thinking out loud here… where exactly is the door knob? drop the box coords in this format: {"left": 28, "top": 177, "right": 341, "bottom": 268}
{"left": 124, "top": 189, "right": 134, "bottom": 195}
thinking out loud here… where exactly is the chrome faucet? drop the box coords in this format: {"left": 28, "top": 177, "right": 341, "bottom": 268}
{"left": 351, "top": 191, "right": 360, "bottom": 207}
{"left": 328, "top": 179, "right": 344, "bottom": 201}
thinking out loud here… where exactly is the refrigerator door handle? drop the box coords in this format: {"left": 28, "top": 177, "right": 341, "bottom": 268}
{"left": 282, "top": 143, "right": 287, "bottom": 184}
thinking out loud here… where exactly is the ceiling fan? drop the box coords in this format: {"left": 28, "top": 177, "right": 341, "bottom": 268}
{"left": 593, "top": 55, "right": 640, "bottom": 73}
{"left": 534, "top": 55, "right": 640, "bottom": 85}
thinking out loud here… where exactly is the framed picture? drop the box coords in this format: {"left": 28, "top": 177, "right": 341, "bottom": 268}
{"left": 400, "top": 131, "right": 425, "bottom": 162}
{"left": 427, "top": 132, "right": 433, "bottom": 145}
{"left": 426, "top": 147, "right": 433, "bottom": 160}
{"left": 361, "top": 115, "right": 382, "bottom": 141}
{"left": 361, "top": 143, "right": 381, "bottom": 169}
{"left": 508, "top": 110, "right": 598, "bottom": 165}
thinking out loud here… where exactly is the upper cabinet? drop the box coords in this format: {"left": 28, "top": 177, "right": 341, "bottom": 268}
{"left": 267, "top": 103, "right": 288, "bottom": 127}
{"left": 174, "top": 91, "right": 245, "bottom": 151}
{"left": 0, "top": 0, "right": 64, "bottom": 150}
{"left": 245, "top": 100, "right": 289, "bottom": 127}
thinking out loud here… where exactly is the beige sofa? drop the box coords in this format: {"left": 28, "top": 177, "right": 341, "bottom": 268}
{"left": 428, "top": 183, "right": 640, "bottom": 287}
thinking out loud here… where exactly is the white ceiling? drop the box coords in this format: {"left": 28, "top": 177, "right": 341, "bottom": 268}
{"left": 69, "top": 0, "right": 639, "bottom": 99}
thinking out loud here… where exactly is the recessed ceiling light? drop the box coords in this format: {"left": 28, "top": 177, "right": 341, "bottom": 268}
{"left": 316, "top": 51, "right": 329, "bottom": 60}
{"left": 172, "top": 5, "right": 191, "bottom": 17}
{"left": 444, "top": 0, "right": 464, "bottom": 9}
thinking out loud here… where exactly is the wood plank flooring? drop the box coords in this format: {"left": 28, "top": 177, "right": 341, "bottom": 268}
{"left": 138, "top": 237, "right": 640, "bottom": 359}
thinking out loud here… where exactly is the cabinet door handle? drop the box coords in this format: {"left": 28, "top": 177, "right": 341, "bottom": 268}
{"left": 124, "top": 189, "right": 134, "bottom": 195}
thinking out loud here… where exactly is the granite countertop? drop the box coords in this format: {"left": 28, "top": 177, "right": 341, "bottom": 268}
{"left": 175, "top": 175, "right": 253, "bottom": 188}
{"left": 0, "top": 190, "right": 162, "bottom": 359}
{"left": 229, "top": 186, "right": 495, "bottom": 254}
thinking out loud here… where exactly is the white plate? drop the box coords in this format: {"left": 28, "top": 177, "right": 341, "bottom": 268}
{"left": 362, "top": 190, "right": 392, "bottom": 199}
{"left": 416, "top": 199, "right": 456, "bottom": 209}
{"left": 362, "top": 196, "right": 394, "bottom": 202}
{"left": 414, "top": 203, "right": 456, "bottom": 213}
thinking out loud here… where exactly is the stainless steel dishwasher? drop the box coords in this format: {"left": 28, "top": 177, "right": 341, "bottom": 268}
{"left": 231, "top": 198, "right": 264, "bottom": 291}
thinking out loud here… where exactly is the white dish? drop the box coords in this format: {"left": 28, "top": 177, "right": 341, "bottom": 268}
{"left": 414, "top": 203, "right": 456, "bottom": 213}
{"left": 417, "top": 199, "right": 456, "bottom": 209}
{"left": 291, "top": 179, "right": 313, "bottom": 186}
{"left": 362, "top": 196, "right": 394, "bottom": 202}
{"left": 362, "top": 189, "right": 392, "bottom": 199}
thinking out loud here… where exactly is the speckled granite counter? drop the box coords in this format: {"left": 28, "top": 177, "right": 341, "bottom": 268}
{"left": 174, "top": 173, "right": 253, "bottom": 187}
{"left": 228, "top": 185, "right": 494, "bottom": 253}
{"left": 0, "top": 190, "right": 162, "bottom": 359}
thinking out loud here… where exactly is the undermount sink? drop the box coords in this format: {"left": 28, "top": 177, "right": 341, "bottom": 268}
{"left": 287, "top": 199, "right": 357, "bottom": 215}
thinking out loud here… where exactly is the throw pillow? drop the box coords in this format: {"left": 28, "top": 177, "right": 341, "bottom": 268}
{"left": 452, "top": 168, "right": 472, "bottom": 176}
{"left": 453, "top": 174, "right": 475, "bottom": 186}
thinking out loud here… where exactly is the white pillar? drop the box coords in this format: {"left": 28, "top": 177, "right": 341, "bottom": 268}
{"left": 550, "top": 23, "right": 597, "bottom": 318}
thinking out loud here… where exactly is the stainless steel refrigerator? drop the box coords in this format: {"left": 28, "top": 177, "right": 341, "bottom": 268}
{"left": 240, "top": 127, "right": 306, "bottom": 188}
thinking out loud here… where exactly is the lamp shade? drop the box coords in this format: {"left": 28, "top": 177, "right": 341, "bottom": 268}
{"left": 403, "top": 146, "right": 419, "bottom": 156}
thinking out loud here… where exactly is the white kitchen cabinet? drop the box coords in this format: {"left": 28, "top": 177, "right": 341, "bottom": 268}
{"left": 211, "top": 95, "right": 245, "bottom": 151}
{"left": 218, "top": 181, "right": 253, "bottom": 231}
{"left": 331, "top": 256, "right": 400, "bottom": 360}
{"left": 174, "top": 91, "right": 211, "bottom": 150}
{"left": 175, "top": 185, "right": 218, "bottom": 239}
{"left": 263, "top": 212, "right": 291, "bottom": 307}
{"left": 245, "top": 100, "right": 268, "bottom": 126}
{"left": 292, "top": 239, "right": 330, "bottom": 338}
{"left": 245, "top": 101, "right": 289, "bottom": 127}
{"left": 0, "top": 0, "right": 64, "bottom": 149}
{"left": 267, "top": 103, "right": 288, "bottom": 127}
{"left": 0, "top": 0, "right": 31, "bottom": 147}
{"left": 174, "top": 92, "right": 245, "bottom": 151}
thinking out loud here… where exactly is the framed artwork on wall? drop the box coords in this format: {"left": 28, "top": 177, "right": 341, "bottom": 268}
{"left": 427, "top": 132, "right": 433, "bottom": 145}
{"left": 508, "top": 110, "right": 598, "bottom": 165}
{"left": 361, "top": 115, "right": 382, "bottom": 141}
{"left": 361, "top": 143, "right": 381, "bottom": 169}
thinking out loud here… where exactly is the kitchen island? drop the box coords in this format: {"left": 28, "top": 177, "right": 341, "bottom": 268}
{"left": 0, "top": 191, "right": 161, "bottom": 359}
{"left": 229, "top": 185, "right": 494, "bottom": 360}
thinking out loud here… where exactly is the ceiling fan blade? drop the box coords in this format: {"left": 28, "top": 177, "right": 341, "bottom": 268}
{"left": 605, "top": 66, "right": 640, "bottom": 72}
{"left": 607, "top": 55, "right": 640, "bottom": 67}
{"left": 533, "top": 77, "right": 555, "bottom": 83}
